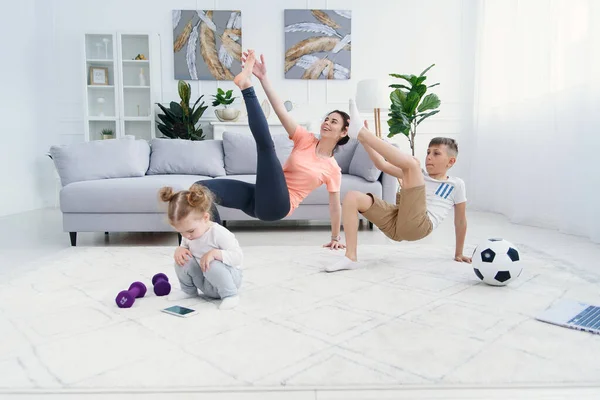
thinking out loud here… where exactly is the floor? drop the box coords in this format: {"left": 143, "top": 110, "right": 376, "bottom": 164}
{"left": 1, "top": 208, "right": 600, "bottom": 399}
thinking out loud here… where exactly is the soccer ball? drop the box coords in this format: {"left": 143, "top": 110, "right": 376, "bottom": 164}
{"left": 472, "top": 238, "right": 522, "bottom": 286}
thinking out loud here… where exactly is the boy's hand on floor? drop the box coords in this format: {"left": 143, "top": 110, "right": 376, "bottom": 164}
{"left": 454, "top": 254, "right": 472, "bottom": 263}
{"left": 174, "top": 247, "right": 192, "bottom": 266}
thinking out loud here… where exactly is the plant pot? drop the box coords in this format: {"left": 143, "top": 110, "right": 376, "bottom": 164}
{"left": 102, "top": 134, "right": 113, "bottom": 140}
{"left": 215, "top": 108, "right": 241, "bottom": 122}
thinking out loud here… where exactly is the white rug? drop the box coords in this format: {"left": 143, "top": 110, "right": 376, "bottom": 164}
{"left": 1, "top": 243, "right": 599, "bottom": 391}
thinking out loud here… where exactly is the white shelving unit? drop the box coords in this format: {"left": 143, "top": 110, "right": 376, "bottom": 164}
{"left": 83, "top": 32, "right": 160, "bottom": 141}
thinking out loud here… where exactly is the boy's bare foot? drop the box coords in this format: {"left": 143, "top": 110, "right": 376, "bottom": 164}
{"left": 234, "top": 50, "right": 255, "bottom": 90}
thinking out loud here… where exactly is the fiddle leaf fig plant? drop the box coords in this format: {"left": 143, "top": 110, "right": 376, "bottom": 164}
{"left": 387, "top": 64, "right": 441, "bottom": 155}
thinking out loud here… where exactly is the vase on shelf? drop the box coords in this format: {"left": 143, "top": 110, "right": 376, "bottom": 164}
{"left": 102, "top": 38, "right": 110, "bottom": 59}
{"left": 215, "top": 108, "right": 241, "bottom": 122}
{"left": 97, "top": 97, "right": 105, "bottom": 116}
{"left": 138, "top": 68, "right": 146, "bottom": 86}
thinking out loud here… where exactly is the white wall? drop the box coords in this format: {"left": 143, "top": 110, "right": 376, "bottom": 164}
{"left": 1, "top": 0, "right": 478, "bottom": 216}
{"left": 0, "top": 0, "right": 58, "bottom": 217}
{"left": 51, "top": 0, "right": 477, "bottom": 157}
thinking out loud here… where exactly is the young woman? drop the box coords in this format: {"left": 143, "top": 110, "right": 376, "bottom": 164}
{"left": 198, "top": 50, "right": 350, "bottom": 249}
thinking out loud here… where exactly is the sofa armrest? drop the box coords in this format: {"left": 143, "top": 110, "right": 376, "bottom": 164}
{"left": 380, "top": 171, "right": 399, "bottom": 205}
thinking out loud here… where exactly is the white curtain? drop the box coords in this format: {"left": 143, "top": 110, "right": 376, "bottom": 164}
{"left": 468, "top": 0, "right": 600, "bottom": 243}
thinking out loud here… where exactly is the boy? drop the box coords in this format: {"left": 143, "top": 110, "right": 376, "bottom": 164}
{"left": 326, "top": 99, "right": 471, "bottom": 272}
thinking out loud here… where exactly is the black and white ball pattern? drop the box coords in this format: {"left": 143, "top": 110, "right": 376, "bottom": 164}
{"left": 472, "top": 238, "right": 522, "bottom": 286}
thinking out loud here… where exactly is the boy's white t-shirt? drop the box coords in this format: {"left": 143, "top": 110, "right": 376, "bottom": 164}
{"left": 180, "top": 223, "right": 243, "bottom": 269}
{"left": 423, "top": 169, "right": 467, "bottom": 230}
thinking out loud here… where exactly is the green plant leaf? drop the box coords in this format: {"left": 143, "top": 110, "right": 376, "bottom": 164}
{"left": 178, "top": 80, "right": 191, "bottom": 106}
{"left": 404, "top": 91, "right": 421, "bottom": 115}
{"left": 390, "top": 73, "right": 416, "bottom": 85}
{"left": 225, "top": 89, "right": 233, "bottom": 98}
{"left": 191, "top": 104, "right": 208, "bottom": 124}
{"left": 428, "top": 82, "right": 440, "bottom": 88}
{"left": 419, "top": 63, "right": 435, "bottom": 77}
{"left": 387, "top": 121, "right": 410, "bottom": 137}
{"left": 169, "top": 102, "right": 183, "bottom": 118}
{"left": 416, "top": 109, "right": 440, "bottom": 125}
{"left": 412, "top": 84, "right": 427, "bottom": 98}
{"left": 389, "top": 84, "right": 411, "bottom": 91}
{"left": 390, "top": 89, "right": 406, "bottom": 107}
{"left": 417, "top": 93, "right": 441, "bottom": 112}
{"left": 217, "top": 88, "right": 225, "bottom": 95}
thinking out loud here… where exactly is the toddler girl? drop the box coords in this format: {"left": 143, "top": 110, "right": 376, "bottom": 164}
{"left": 159, "top": 184, "right": 243, "bottom": 310}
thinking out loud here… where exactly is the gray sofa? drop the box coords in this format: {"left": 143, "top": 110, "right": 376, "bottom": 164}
{"left": 49, "top": 133, "right": 398, "bottom": 246}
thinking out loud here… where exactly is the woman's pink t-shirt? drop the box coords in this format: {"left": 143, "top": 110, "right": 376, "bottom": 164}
{"left": 283, "top": 125, "right": 342, "bottom": 216}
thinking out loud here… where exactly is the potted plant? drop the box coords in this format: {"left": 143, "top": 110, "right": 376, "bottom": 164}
{"left": 156, "top": 80, "right": 208, "bottom": 140}
{"left": 212, "top": 88, "right": 240, "bottom": 122}
{"left": 387, "top": 64, "right": 441, "bottom": 156}
{"left": 101, "top": 128, "right": 114, "bottom": 140}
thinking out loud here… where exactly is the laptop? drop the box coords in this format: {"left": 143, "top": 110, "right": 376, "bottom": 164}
{"left": 536, "top": 299, "right": 600, "bottom": 335}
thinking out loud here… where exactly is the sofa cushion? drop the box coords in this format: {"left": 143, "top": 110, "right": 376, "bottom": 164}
{"left": 49, "top": 138, "right": 150, "bottom": 186}
{"left": 332, "top": 138, "right": 358, "bottom": 174}
{"left": 222, "top": 131, "right": 293, "bottom": 174}
{"left": 213, "top": 174, "right": 382, "bottom": 205}
{"left": 60, "top": 175, "right": 213, "bottom": 213}
{"left": 302, "top": 174, "right": 383, "bottom": 205}
{"left": 147, "top": 138, "right": 226, "bottom": 177}
{"left": 349, "top": 143, "right": 383, "bottom": 182}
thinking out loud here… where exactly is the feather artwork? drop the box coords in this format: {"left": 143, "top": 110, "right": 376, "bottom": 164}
{"left": 172, "top": 10, "right": 182, "bottom": 29}
{"left": 284, "top": 10, "right": 351, "bottom": 80}
{"left": 197, "top": 10, "right": 217, "bottom": 32}
{"left": 218, "top": 45, "right": 234, "bottom": 69}
{"left": 331, "top": 34, "right": 351, "bottom": 54}
{"left": 174, "top": 18, "right": 193, "bottom": 53}
{"left": 302, "top": 57, "right": 332, "bottom": 79}
{"left": 293, "top": 55, "right": 349, "bottom": 80}
{"left": 332, "top": 63, "right": 350, "bottom": 79}
{"left": 186, "top": 23, "right": 200, "bottom": 80}
{"left": 173, "top": 10, "right": 243, "bottom": 80}
{"left": 333, "top": 10, "right": 351, "bottom": 19}
{"left": 294, "top": 55, "right": 320, "bottom": 70}
{"left": 224, "top": 28, "right": 241, "bottom": 42}
{"left": 284, "top": 37, "right": 351, "bottom": 72}
{"left": 200, "top": 11, "right": 231, "bottom": 80}
{"left": 226, "top": 11, "right": 241, "bottom": 30}
{"left": 221, "top": 30, "right": 242, "bottom": 61}
{"left": 284, "top": 22, "right": 341, "bottom": 38}
{"left": 311, "top": 10, "right": 340, "bottom": 29}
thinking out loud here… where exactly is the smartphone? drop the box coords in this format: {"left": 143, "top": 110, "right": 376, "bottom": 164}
{"left": 161, "top": 305, "right": 198, "bottom": 318}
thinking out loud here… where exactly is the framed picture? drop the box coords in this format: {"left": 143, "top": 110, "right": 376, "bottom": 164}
{"left": 89, "top": 67, "right": 109, "bottom": 85}
{"left": 284, "top": 9, "right": 351, "bottom": 80}
{"left": 172, "top": 10, "right": 242, "bottom": 80}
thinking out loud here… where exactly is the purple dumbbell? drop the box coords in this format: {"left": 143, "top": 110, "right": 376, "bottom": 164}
{"left": 152, "top": 273, "right": 171, "bottom": 296}
{"left": 115, "top": 282, "right": 147, "bottom": 308}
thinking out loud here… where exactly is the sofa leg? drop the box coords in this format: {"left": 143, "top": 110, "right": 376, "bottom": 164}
{"left": 69, "top": 232, "right": 77, "bottom": 246}
{"left": 177, "top": 233, "right": 182, "bottom": 245}
{"left": 222, "top": 220, "right": 227, "bottom": 228}
{"left": 368, "top": 221, "right": 374, "bottom": 230}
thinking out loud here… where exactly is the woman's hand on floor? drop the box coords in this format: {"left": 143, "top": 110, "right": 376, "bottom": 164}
{"left": 323, "top": 240, "right": 346, "bottom": 250}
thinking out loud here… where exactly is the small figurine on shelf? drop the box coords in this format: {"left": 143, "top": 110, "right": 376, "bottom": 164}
{"left": 101, "top": 129, "right": 114, "bottom": 140}
{"left": 139, "top": 68, "right": 146, "bottom": 86}
{"left": 134, "top": 54, "right": 147, "bottom": 60}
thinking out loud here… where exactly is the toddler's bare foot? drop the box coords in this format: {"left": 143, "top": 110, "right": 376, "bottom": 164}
{"left": 234, "top": 50, "right": 255, "bottom": 90}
